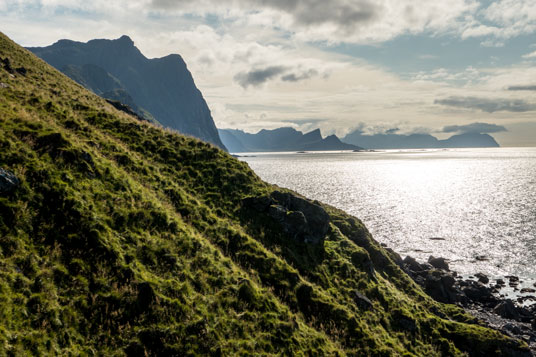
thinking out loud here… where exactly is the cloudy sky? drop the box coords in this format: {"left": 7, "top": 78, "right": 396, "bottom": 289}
{"left": 2, "top": 0, "right": 536, "bottom": 146}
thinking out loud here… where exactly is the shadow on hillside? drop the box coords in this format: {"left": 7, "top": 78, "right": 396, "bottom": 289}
{"left": 238, "top": 191, "right": 329, "bottom": 273}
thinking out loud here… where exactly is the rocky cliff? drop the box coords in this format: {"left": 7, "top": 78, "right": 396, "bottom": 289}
{"left": 28, "top": 35, "right": 226, "bottom": 150}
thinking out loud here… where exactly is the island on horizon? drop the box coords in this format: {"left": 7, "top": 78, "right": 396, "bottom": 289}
{"left": 220, "top": 126, "right": 500, "bottom": 152}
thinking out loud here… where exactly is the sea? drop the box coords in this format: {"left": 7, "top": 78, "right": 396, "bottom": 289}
{"left": 240, "top": 148, "right": 536, "bottom": 290}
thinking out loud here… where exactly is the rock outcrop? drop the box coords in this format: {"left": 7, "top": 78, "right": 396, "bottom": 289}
{"left": 0, "top": 168, "right": 19, "bottom": 193}
{"left": 105, "top": 99, "right": 147, "bottom": 122}
{"left": 243, "top": 191, "right": 330, "bottom": 244}
{"left": 399, "top": 253, "right": 536, "bottom": 352}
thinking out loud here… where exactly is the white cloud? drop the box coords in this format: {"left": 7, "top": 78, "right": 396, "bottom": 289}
{"left": 462, "top": 24, "right": 499, "bottom": 39}
{"left": 522, "top": 50, "right": 536, "bottom": 59}
{"left": 4, "top": 0, "right": 536, "bottom": 44}
{"left": 480, "top": 39, "right": 505, "bottom": 47}
{"left": 483, "top": 0, "right": 536, "bottom": 27}
{"left": 148, "top": 0, "right": 479, "bottom": 44}
{"left": 477, "top": 0, "right": 536, "bottom": 39}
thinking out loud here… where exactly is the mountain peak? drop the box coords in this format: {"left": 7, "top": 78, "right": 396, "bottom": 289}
{"left": 29, "top": 35, "right": 227, "bottom": 150}
{"left": 324, "top": 134, "right": 341, "bottom": 142}
{"left": 303, "top": 129, "right": 322, "bottom": 142}
{"left": 342, "top": 129, "right": 499, "bottom": 149}
{"left": 116, "top": 35, "right": 134, "bottom": 47}
{"left": 219, "top": 127, "right": 361, "bottom": 152}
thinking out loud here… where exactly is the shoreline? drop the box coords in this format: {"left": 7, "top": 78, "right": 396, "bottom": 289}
{"left": 386, "top": 247, "right": 536, "bottom": 353}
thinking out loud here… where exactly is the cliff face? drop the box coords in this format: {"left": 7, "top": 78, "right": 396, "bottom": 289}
{"left": 28, "top": 35, "right": 226, "bottom": 150}
{"left": 0, "top": 32, "right": 529, "bottom": 356}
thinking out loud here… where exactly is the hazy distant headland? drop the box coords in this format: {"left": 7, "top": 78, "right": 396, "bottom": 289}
{"left": 342, "top": 129, "right": 500, "bottom": 149}
{"left": 219, "top": 127, "right": 362, "bottom": 152}
{"left": 221, "top": 126, "right": 500, "bottom": 152}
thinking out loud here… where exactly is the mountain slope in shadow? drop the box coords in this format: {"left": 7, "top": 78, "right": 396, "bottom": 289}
{"left": 29, "top": 35, "right": 226, "bottom": 149}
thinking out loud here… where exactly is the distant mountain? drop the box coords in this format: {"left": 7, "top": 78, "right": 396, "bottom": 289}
{"left": 28, "top": 35, "right": 226, "bottom": 150}
{"left": 219, "top": 127, "right": 362, "bottom": 152}
{"left": 342, "top": 130, "right": 499, "bottom": 149}
{"left": 442, "top": 133, "right": 500, "bottom": 147}
{"left": 218, "top": 129, "right": 247, "bottom": 153}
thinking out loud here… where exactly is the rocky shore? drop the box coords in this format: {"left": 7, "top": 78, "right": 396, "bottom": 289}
{"left": 387, "top": 247, "right": 536, "bottom": 353}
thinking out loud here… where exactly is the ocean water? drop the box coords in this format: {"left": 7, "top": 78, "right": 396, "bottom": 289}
{"left": 240, "top": 148, "right": 536, "bottom": 284}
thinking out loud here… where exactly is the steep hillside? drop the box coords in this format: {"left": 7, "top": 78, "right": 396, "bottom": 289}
{"left": 0, "top": 32, "right": 529, "bottom": 356}
{"left": 60, "top": 64, "right": 157, "bottom": 123}
{"left": 28, "top": 35, "right": 226, "bottom": 150}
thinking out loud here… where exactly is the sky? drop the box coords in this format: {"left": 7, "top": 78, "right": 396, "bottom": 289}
{"left": 1, "top": 0, "right": 536, "bottom": 146}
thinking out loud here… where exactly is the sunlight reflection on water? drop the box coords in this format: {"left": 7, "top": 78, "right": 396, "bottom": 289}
{"left": 241, "top": 148, "right": 536, "bottom": 282}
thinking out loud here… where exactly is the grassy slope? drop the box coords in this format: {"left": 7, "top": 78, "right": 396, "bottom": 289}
{"left": 0, "top": 32, "right": 529, "bottom": 356}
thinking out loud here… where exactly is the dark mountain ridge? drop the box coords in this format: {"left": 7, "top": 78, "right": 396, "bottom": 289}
{"left": 342, "top": 130, "right": 500, "bottom": 149}
{"left": 219, "top": 127, "right": 362, "bottom": 152}
{"left": 28, "top": 35, "right": 226, "bottom": 149}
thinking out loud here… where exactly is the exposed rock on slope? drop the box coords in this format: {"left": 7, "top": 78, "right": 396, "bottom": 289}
{"left": 0, "top": 168, "right": 19, "bottom": 193}
{"left": 28, "top": 35, "right": 226, "bottom": 150}
{"left": 244, "top": 190, "right": 330, "bottom": 244}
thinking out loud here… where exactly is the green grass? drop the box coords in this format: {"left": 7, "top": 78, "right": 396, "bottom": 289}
{"left": 0, "top": 31, "right": 529, "bottom": 356}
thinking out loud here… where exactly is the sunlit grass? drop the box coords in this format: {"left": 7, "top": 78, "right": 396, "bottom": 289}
{"left": 0, "top": 31, "right": 529, "bottom": 356}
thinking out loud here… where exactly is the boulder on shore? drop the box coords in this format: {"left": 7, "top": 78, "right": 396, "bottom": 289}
{"left": 428, "top": 256, "right": 449, "bottom": 271}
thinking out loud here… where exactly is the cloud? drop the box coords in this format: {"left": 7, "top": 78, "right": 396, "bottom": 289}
{"left": 460, "top": 0, "right": 536, "bottom": 41}
{"left": 462, "top": 25, "right": 500, "bottom": 39}
{"left": 234, "top": 66, "right": 288, "bottom": 88}
{"left": 480, "top": 39, "right": 505, "bottom": 47}
{"left": 4, "top": 0, "right": 536, "bottom": 46}
{"left": 442, "top": 122, "right": 507, "bottom": 134}
{"left": 482, "top": 0, "right": 536, "bottom": 35}
{"left": 151, "top": 0, "right": 380, "bottom": 27}
{"left": 281, "top": 69, "right": 319, "bottom": 82}
{"left": 150, "top": 0, "right": 478, "bottom": 44}
{"left": 7, "top": 0, "right": 535, "bottom": 46}
{"left": 345, "top": 123, "right": 432, "bottom": 136}
{"left": 434, "top": 96, "right": 536, "bottom": 113}
{"left": 234, "top": 65, "right": 321, "bottom": 88}
{"left": 257, "top": 0, "right": 380, "bottom": 28}
{"left": 522, "top": 50, "right": 536, "bottom": 58}
{"left": 281, "top": 118, "right": 326, "bottom": 124}
{"left": 508, "top": 85, "right": 536, "bottom": 91}
{"left": 412, "top": 66, "right": 483, "bottom": 83}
